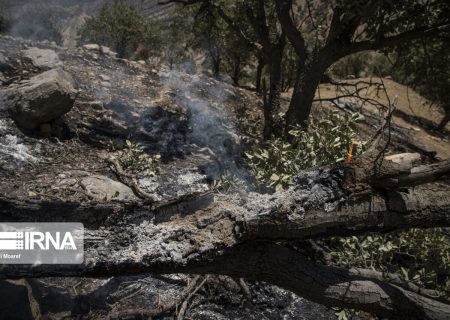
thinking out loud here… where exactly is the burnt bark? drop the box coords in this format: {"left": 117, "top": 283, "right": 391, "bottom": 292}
{"left": 231, "top": 55, "right": 241, "bottom": 86}
{"left": 1, "top": 158, "right": 450, "bottom": 319}
{"left": 284, "top": 60, "right": 326, "bottom": 132}
{"left": 255, "top": 56, "right": 265, "bottom": 92}
{"left": 263, "top": 40, "right": 285, "bottom": 139}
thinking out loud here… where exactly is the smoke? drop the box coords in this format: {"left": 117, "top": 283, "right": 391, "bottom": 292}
{"left": 161, "top": 69, "right": 252, "bottom": 188}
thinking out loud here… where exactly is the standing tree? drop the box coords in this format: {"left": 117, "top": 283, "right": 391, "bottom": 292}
{"left": 275, "top": 0, "right": 450, "bottom": 132}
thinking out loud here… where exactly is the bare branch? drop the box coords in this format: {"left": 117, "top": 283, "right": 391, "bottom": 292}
{"left": 347, "top": 23, "right": 450, "bottom": 55}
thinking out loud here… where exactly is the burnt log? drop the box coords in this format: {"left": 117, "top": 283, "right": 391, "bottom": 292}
{"left": 0, "top": 158, "right": 450, "bottom": 319}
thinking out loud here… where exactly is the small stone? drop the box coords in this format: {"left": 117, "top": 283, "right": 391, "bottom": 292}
{"left": 100, "top": 74, "right": 111, "bottom": 81}
{"left": 83, "top": 44, "right": 100, "bottom": 51}
{"left": 100, "top": 46, "right": 118, "bottom": 57}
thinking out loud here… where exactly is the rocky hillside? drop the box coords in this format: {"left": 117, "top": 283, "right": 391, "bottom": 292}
{"left": 0, "top": 0, "right": 176, "bottom": 47}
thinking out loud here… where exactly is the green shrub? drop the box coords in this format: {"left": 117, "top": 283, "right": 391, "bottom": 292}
{"left": 330, "top": 229, "right": 450, "bottom": 296}
{"left": 79, "top": 2, "right": 161, "bottom": 59}
{"left": 116, "top": 140, "right": 160, "bottom": 177}
{"left": 245, "top": 110, "right": 362, "bottom": 191}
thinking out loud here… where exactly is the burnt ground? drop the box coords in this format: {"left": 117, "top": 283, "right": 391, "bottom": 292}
{"left": 0, "top": 35, "right": 335, "bottom": 319}
{"left": 0, "top": 34, "right": 448, "bottom": 320}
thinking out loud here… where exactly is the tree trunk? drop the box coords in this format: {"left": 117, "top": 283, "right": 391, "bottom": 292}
{"left": 1, "top": 158, "right": 450, "bottom": 319}
{"left": 255, "top": 56, "right": 265, "bottom": 92}
{"left": 263, "top": 45, "right": 284, "bottom": 139}
{"left": 284, "top": 61, "right": 324, "bottom": 134}
{"left": 211, "top": 53, "right": 221, "bottom": 78}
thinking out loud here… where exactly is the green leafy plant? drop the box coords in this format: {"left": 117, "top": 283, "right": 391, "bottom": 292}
{"left": 245, "top": 110, "right": 363, "bottom": 191}
{"left": 117, "top": 140, "right": 160, "bottom": 177}
{"left": 329, "top": 229, "right": 450, "bottom": 296}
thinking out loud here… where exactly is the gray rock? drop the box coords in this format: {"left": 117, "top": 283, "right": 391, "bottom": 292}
{"left": 100, "top": 74, "right": 111, "bottom": 81}
{"left": 100, "top": 46, "right": 118, "bottom": 58}
{"left": 80, "top": 175, "right": 137, "bottom": 201}
{"left": 83, "top": 43, "right": 100, "bottom": 51}
{"left": 22, "top": 47, "right": 62, "bottom": 69}
{"left": 5, "top": 68, "right": 78, "bottom": 129}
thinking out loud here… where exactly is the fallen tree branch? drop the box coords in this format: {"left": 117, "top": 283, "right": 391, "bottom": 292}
{"left": 371, "top": 159, "right": 450, "bottom": 189}
{"left": 196, "top": 242, "right": 450, "bottom": 320}
{"left": 1, "top": 157, "right": 450, "bottom": 319}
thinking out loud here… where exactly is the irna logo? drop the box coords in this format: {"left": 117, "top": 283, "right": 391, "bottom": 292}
{"left": 0, "top": 231, "right": 77, "bottom": 250}
{"left": 0, "top": 223, "right": 84, "bottom": 264}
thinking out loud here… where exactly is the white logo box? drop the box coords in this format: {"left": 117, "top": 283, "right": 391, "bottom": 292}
{"left": 0, "top": 223, "right": 84, "bottom": 264}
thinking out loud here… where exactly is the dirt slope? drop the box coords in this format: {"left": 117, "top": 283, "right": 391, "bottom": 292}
{"left": 316, "top": 78, "right": 450, "bottom": 160}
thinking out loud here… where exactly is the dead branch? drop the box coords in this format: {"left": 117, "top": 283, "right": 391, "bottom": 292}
{"left": 1, "top": 157, "right": 450, "bottom": 319}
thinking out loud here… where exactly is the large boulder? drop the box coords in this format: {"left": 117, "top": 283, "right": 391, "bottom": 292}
{"left": 22, "top": 47, "right": 62, "bottom": 69}
{"left": 5, "top": 68, "right": 78, "bottom": 129}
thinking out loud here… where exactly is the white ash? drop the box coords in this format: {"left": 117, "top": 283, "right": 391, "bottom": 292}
{"left": 0, "top": 134, "right": 39, "bottom": 163}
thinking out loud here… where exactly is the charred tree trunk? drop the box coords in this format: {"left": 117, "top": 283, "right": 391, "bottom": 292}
{"left": 284, "top": 60, "right": 326, "bottom": 134}
{"left": 255, "top": 56, "right": 265, "bottom": 92}
{"left": 231, "top": 55, "right": 241, "bottom": 86}
{"left": 211, "top": 51, "right": 221, "bottom": 78}
{"left": 1, "top": 156, "right": 450, "bottom": 319}
{"left": 263, "top": 41, "right": 285, "bottom": 140}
